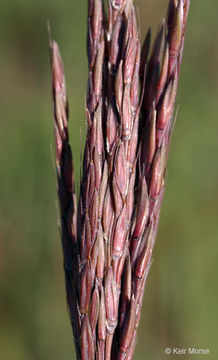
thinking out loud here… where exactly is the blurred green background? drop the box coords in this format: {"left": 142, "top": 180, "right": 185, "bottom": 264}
{"left": 0, "top": 0, "right": 217, "bottom": 359}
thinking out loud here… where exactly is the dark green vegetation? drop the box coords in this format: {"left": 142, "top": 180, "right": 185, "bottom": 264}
{"left": 0, "top": 1, "right": 217, "bottom": 359}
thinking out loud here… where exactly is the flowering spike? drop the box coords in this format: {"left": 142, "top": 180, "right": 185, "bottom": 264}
{"left": 50, "top": 0, "right": 190, "bottom": 357}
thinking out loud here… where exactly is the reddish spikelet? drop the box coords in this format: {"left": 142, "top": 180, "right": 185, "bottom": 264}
{"left": 98, "top": 162, "right": 108, "bottom": 216}
{"left": 132, "top": 177, "right": 149, "bottom": 241}
{"left": 119, "top": 296, "right": 136, "bottom": 357}
{"left": 50, "top": 0, "right": 190, "bottom": 358}
{"left": 156, "top": 43, "right": 169, "bottom": 104}
{"left": 149, "top": 146, "right": 166, "bottom": 201}
{"left": 89, "top": 284, "right": 100, "bottom": 334}
{"left": 50, "top": 38, "right": 81, "bottom": 358}
{"left": 97, "top": 226, "right": 105, "bottom": 279}
{"left": 143, "top": 23, "right": 164, "bottom": 110}
{"left": 134, "top": 222, "right": 154, "bottom": 282}
{"left": 112, "top": 206, "right": 128, "bottom": 257}
{"left": 145, "top": 104, "right": 157, "bottom": 175}
{"left": 167, "top": 0, "right": 177, "bottom": 32}
{"left": 102, "top": 186, "right": 114, "bottom": 240}
{"left": 122, "top": 86, "right": 133, "bottom": 141}
{"left": 119, "top": 255, "right": 132, "bottom": 330}
{"left": 112, "top": 176, "right": 123, "bottom": 217}
{"left": 98, "top": 284, "right": 106, "bottom": 348}
{"left": 110, "top": 15, "right": 124, "bottom": 73}
{"left": 115, "top": 246, "right": 127, "bottom": 287}
{"left": 156, "top": 76, "right": 177, "bottom": 146}
{"left": 114, "top": 142, "right": 128, "bottom": 199}
{"left": 80, "top": 262, "right": 92, "bottom": 314}
{"left": 81, "top": 315, "right": 95, "bottom": 360}
{"left": 115, "top": 61, "right": 124, "bottom": 111}
{"left": 93, "top": 35, "right": 105, "bottom": 102}
{"left": 105, "top": 268, "right": 119, "bottom": 331}
{"left": 88, "top": 0, "right": 103, "bottom": 68}
{"left": 168, "top": 0, "right": 183, "bottom": 76}
{"left": 130, "top": 41, "right": 140, "bottom": 109}
{"left": 106, "top": 103, "right": 118, "bottom": 155}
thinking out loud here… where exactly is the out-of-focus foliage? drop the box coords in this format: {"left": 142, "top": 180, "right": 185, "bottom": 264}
{"left": 0, "top": 1, "right": 217, "bottom": 359}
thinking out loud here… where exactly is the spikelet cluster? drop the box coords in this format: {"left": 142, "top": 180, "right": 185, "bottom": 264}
{"left": 50, "top": 1, "right": 190, "bottom": 359}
